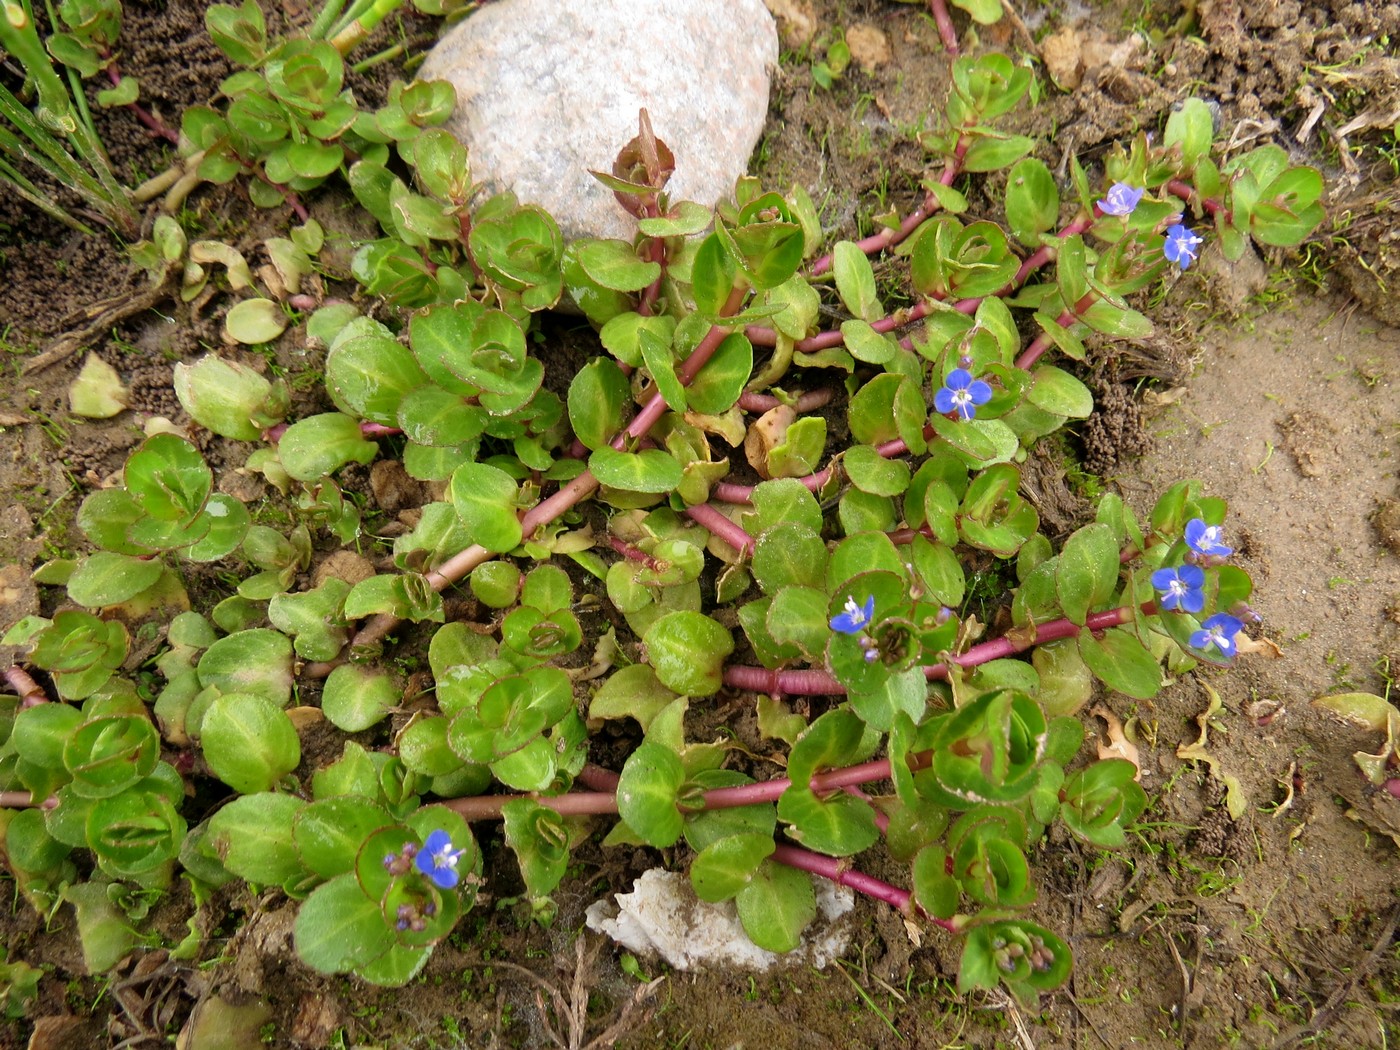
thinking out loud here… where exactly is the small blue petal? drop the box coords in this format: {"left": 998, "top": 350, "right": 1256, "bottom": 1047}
{"left": 967, "top": 379, "right": 993, "bottom": 405}
{"left": 933, "top": 387, "right": 957, "bottom": 415}
{"left": 830, "top": 594, "right": 875, "bottom": 635}
{"left": 946, "top": 368, "right": 973, "bottom": 390}
{"left": 1184, "top": 518, "right": 1232, "bottom": 557}
{"left": 1097, "top": 183, "right": 1145, "bottom": 217}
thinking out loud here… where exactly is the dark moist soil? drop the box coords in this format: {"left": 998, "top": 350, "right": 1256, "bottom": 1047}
{"left": 4, "top": 0, "right": 1400, "bottom": 1047}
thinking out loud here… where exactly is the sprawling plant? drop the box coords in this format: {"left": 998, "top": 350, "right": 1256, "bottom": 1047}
{"left": 0, "top": 35, "right": 1327, "bottom": 1005}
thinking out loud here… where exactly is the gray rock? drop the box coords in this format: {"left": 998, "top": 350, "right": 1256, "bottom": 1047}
{"left": 418, "top": 0, "right": 778, "bottom": 242}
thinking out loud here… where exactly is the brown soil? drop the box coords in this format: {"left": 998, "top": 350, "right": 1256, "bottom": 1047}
{"left": 3, "top": 0, "right": 1400, "bottom": 1047}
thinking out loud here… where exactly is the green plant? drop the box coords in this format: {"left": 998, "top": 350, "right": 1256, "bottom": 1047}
{"left": 0, "top": 0, "right": 140, "bottom": 234}
{"left": 0, "top": 37, "right": 1327, "bottom": 1007}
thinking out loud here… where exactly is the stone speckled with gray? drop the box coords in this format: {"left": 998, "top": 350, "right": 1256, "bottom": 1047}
{"left": 418, "top": 0, "right": 778, "bottom": 241}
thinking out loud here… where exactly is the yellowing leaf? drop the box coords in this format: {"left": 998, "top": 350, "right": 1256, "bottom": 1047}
{"left": 68, "top": 353, "right": 129, "bottom": 418}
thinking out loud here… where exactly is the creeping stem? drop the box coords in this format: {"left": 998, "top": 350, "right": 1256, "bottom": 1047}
{"left": 316, "top": 284, "right": 752, "bottom": 667}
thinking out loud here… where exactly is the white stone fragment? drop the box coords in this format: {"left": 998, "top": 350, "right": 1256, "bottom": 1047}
{"left": 584, "top": 867, "right": 855, "bottom": 972}
{"left": 418, "top": 0, "right": 779, "bottom": 241}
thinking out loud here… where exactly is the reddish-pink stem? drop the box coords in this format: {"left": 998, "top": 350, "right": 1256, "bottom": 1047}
{"left": 577, "top": 763, "right": 621, "bottom": 792}
{"left": 809, "top": 138, "right": 969, "bottom": 277}
{"left": 684, "top": 503, "right": 755, "bottom": 555}
{"left": 711, "top": 465, "right": 835, "bottom": 505}
{"left": 315, "top": 284, "right": 753, "bottom": 668}
{"left": 0, "top": 791, "right": 58, "bottom": 809}
{"left": 736, "top": 389, "right": 834, "bottom": 414}
{"left": 608, "top": 535, "right": 665, "bottom": 570}
{"left": 264, "top": 420, "right": 399, "bottom": 441}
{"left": 101, "top": 56, "right": 179, "bottom": 145}
{"left": 1165, "top": 179, "right": 1226, "bottom": 217}
{"left": 751, "top": 210, "right": 1091, "bottom": 357}
{"left": 927, "top": 0, "right": 960, "bottom": 55}
{"left": 5, "top": 666, "right": 48, "bottom": 707}
{"left": 446, "top": 747, "right": 934, "bottom": 821}
{"left": 723, "top": 602, "right": 1147, "bottom": 696}
{"left": 255, "top": 173, "right": 310, "bottom": 222}
{"left": 770, "top": 843, "right": 957, "bottom": 930}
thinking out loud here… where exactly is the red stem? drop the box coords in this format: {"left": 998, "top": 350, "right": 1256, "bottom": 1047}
{"left": 809, "top": 138, "right": 969, "bottom": 277}
{"left": 736, "top": 389, "right": 834, "bottom": 414}
{"left": 723, "top": 602, "right": 1147, "bottom": 696}
{"left": 1165, "top": 178, "right": 1226, "bottom": 217}
{"left": 927, "top": 0, "right": 960, "bottom": 55}
{"left": 684, "top": 503, "right": 755, "bottom": 555}
{"left": 5, "top": 666, "right": 48, "bottom": 707}
{"left": 607, "top": 535, "right": 665, "bottom": 570}
{"left": 317, "top": 284, "right": 752, "bottom": 668}
{"left": 770, "top": 843, "right": 957, "bottom": 931}
{"left": 0, "top": 791, "right": 58, "bottom": 809}
{"left": 750, "top": 210, "right": 1091, "bottom": 356}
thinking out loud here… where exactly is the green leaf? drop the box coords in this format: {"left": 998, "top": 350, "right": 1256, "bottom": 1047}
{"left": 326, "top": 331, "right": 427, "bottom": 425}
{"left": 777, "top": 786, "right": 879, "bottom": 856}
{"left": 687, "top": 332, "right": 753, "bottom": 415}
{"left": 448, "top": 462, "right": 523, "bottom": 553}
{"left": 197, "top": 629, "right": 293, "bottom": 706}
{"left": 751, "top": 522, "right": 826, "bottom": 593}
{"left": 639, "top": 326, "right": 686, "bottom": 412}
{"left": 690, "top": 230, "right": 738, "bottom": 315}
{"left": 1078, "top": 627, "right": 1162, "bottom": 699}
{"left": 567, "top": 358, "right": 630, "bottom": 450}
{"left": 1004, "top": 158, "right": 1059, "bottom": 245}
{"left": 961, "top": 132, "right": 1035, "bottom": 173}
{"left": 832, "top": 241, "right": 881, "bottom": 321}
{"left": 278, "top": 413, "right": 378, "bottom": 481}
{"left": 322, "top": 664, "right": 399, "bottom": 732}
{"left": 1163, "top": 98, "right": 1214, "bottom": 171}
{"left": 576, "top": 238, "right": 662, "bottom": 292}
{"left": 844, "top": 445, "right": 910, "bottom": 497}
{"left": 643, "top": 612, "right": 734, "bottom": 696}
{"left": 690, "top": 833, "right": 776, "bottom": 902}
{"left": 294, "top": 873, "right": 395, "bottom": 974}
{"left": 207, "top": 792, "right": 307, "bottom": 884}
{"left": 200, "top": 692, "right": 301, "bottom": 793}
{"left": 589, "top": 447, "right": 684, "bottom": 494}
{"left": 124, "top": 434, "right": 212, "bottom": 523}
{"left": 1026, "top": 364, "right": 1093, "bottom": 418}
{"left": 224, "top": 298, "right": 288, "bottom": 344}
{"left": 615, "top": 741, "right": 686, "bottom": 847}
{"left": 735, "top": 862, "right": 815, "bottom": 952}
{"left": 1055, "top": 523, "right": 1120, "bottom": 625}
{"left": 293, "top": 797, "right": 393, "bottom": 880}
{"left": 65, "top": 553, "right": 163, "bottom": 608}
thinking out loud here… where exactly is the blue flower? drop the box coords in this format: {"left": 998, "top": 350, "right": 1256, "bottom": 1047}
{"left": 1163, "top": 223, "right": 1203, "bottom": 271}
{"left": 830, "top": 594, "right": 875, "bottom": 635}
{"left": 1190, "top": 613, "right": 1244, "bottom": 658}
{"left": 1150, "top": 564, "right": 1206, "bottom": 613}
{"left": 1097, "top": 182, "right": 1144, "bottom": 217}
{"left": 415, "top": 829, "right": 465, "bottom": 889}
{"left": 1184, "top": 518, "right": 1232, "bottom": 558}
{"left": 934, "top": 368, "right": 993, "bottom": 421}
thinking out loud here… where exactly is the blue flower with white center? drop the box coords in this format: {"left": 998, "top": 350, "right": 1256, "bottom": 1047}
{"left": 1184, "top": 518, "right": 1232, "bottom": 558}
{"left": 830, "top": 594, "right": 875, "bottom": 635}
{"left": 1150, "top": 563, "right": 1206, "bottom": 613}
{"left": 415, "top": 829, "right": 465, "bottom": 889}
{"left": 934, "top": 368, "right": 994, "bottom": 421}
{"left": 1163, "top": 223, "right": 1203, "bottom": 271}
{"left": 1190, "top": 613, "right": 1244, "bottom": 658}
{"left": 1097, "top": 182, "right": 1144, "bottom": 217}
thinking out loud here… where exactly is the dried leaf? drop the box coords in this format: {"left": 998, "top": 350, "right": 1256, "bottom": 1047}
{"left": 1091, "top": 703, "right": 1140, "bottom": 778}
{"left": 1176, "top": 683, "right": 1248, "bottom": 820}
{"left": 68, "top": 353, "right": 129, "bottom": 418}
